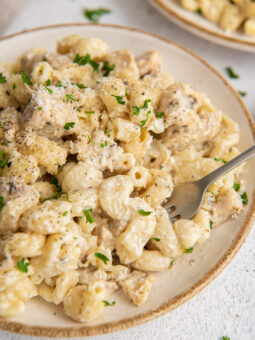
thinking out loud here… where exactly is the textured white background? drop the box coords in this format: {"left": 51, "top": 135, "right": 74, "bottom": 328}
{"left": 0, "top": 1, "right": 254, "bottom": 339}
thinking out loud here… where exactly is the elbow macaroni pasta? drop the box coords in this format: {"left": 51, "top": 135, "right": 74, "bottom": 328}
{"left": 180, "top": 0, "right": 255, "bottom": 36}
{"left": 0, "top": 35, "right": 245, "bottom": 323}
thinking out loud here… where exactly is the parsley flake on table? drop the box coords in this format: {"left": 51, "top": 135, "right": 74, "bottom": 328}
{"left": 0, "top": 196, "right": 4, "bottom": 210}
{"left": 152, "top": 237, "right": 160, "bottom": 242}
{"left": 240, "top": 192, "right": 248, "bottom": 204}
{"left": 17, "top": 258, "right": 30, "bottom": 273}
{"left": 0, "top": 152, "right": 7, "bottom": 168}
{"left": 12, "top": 82, "right": 16, "bottom": 90}
{"left": 238, "top": 90, "right": 246, "bottom": 97}
{"left": 64, "top": 122, "right": 75, "bottom": 130}
{"left": 83, "top": 208, "right": 95, "bottom": 224}
{"left": 94, "top": 252, "right": 109, "bottom": 264}
{"left": 111, "top": 94, "right": 125, "bottom": 105}
{"left": 21, "top": 70, "right": 32, "bottom": 85}
{"left": 214, "top": 158, "right": 227, "bottom": 164}
{"left": 84, "top": 8, "right": 111, "bottom": 23}
{"left": 138, "top": 209, "right": 152, "bottom": 216}
{"left": 226, "top": 67, "right": 239, "bottom": 79}
{"left": 0, "top": 73, "right": 7, "bottom": 83}
{"left": 184, "top": 247, "right": 193, "bottom": 253}
{"left": 66, "top": 94, "right": 79, "bottom": 102}
{"left": 156, "top": 111, "right": 165, "bottom": 118}
{"left": 62, "top": 211, "right": 68, "bottom": 216}
{"left": 103, "top": 300, "right": 116, "bottom": 307}
{"left": 74, "top": 53, "right": 99, "bottom": 71}
{"left": 233, "top": 183, "right": 240, "bottom": 192}
{"left": 46, "top": 86, "right": 53, "bottom": 94}
{"left": 57, "top": 80, "right": 62, "bottom": 87}
{"left": 102, "top": 61, "right": 115, "bottom": 76}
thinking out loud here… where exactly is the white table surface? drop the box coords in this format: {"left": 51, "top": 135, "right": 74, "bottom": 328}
{"left": 0, "top": 1, "right": 254, "bottom": 339}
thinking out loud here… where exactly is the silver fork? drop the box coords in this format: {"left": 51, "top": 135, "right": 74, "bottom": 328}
{"left": 163, "top": 145, "right": 255, "bottom": 221}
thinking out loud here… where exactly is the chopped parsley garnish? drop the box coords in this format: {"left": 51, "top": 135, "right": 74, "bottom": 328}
{"left": 0, "top": 152, "right": 7, "bottom": 168}
{"left": 132, "top": 106, "right": 140, "bottom": 115}
{"left": 133, "top": 99, "right": 151, "bottom": 117}
{"left": 240, "top": 192, "right": 248, "bottom": 204}
{"left": 1, "top": 141, "right": 7, "bottom": 146}
{"left": 17, "top": 258, "right": 30, "bottom": 273}
{"left": 84, "top": 8, "right": 111, "bottom": 23}
{"left": 57, "top": 80, "right": 62, "bottom": 87}
{"left": 104, "top": 126, "right": 110, "bottom": 137}
{"left": 0, "top": 196, "right": 4, "bottom": 210}
{"left": 74, "top": 53, "right": 99, "bottom": 71}
{"left": 138, "top": 209, "right": 152, "bottom": 216}
{"left": 21, "top": 70, "right": 32, "bottom": 85}
{"left": 12, "top": 83, "right": 16, "bottom": 90}
{"left": 100, "top": 141, "right": 109, "bottom": 148}
{"left": 196, "top": 8, "right": 202, "bottom": 14}
{"left": 184, "top": 247, "right": 193, "bottom": 253}
{"left": 141, "top": 99, "right": 151, "bottom": 109}
{"left": 210, "top": 221, "right": 213, "bottom": 230}
{"left": 103, "top": 300, "right": 116, "bottom": 306}
{"left": 62, "top": 211, "right": 68, "bottom": 216}
{"left": 44, "top": 177, "right": 63, "bottom": 201}
{"left": 83, "top": 208, "right": 95, "bottom": 223}
{"left": 140, "top": 110, "right": 151, "bottom": 127}
{"left": 226, "top": 67, "right": 239, "bottom": 79}
{"left": 170, "top": 259, "right": 174, "bottom": 266}
{"left": 156, "top": 111, "right": 165, "bottom": 118}
{"left": 46, "top": 86, "right": 53, "bottom": 94}
{"left": 64, "top": 122, "right": 75, "bottom": 130}
{"left": 221, "top": 337, "right": 230, "bottom": 340}
{"left": 233, "top": 183, "right": 240, "bottom": 192}
{"left": 214, "top": 158, "right": 227, "bottom": 164}
{"left": 38, "top": 106, "right": 42, "bottom": 111}
{"left": 94, "top": 252, "right": 109, "bottom": 264}
{"left": 102, "top": 61, "right": 115, "bottom": 76}
{"left": 66, "top": 193, "right": 71, "bottom": 202}
{"left": 66, "top": 94, "right": 79, "bottom": 102}
{"left": 238, "top": 91, "right": 246, "bottom": 97}
{"left": 85, "top": 111, "right": 95, "bottom": 114}
{"left": 111, "top": 94, "right": 125, "bottom": 105}
{"left": 76, "top": 83, "right": 87, "bottom": 89}
{"left": 86, "top": 135, "right": 95, "bottom": 144}
{"left": 43, "top": 56, "right": 47, "bottom": 62}
{"left": 152, "top": 237, "right": 160, "bottom": 242}
{"left": 0, "top": 121, "right": 2, "bottom": 128}
{"left": 46, "top": 79, "right": 51, "bottom": 86}
{"left": 0, "top": 73, "right": 7, "bottom": 83}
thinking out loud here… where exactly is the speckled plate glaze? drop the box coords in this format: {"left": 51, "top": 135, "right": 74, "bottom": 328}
{"left": 0, "top": 24, "right": 254, "bottom": 338}
{"left": 149, "top": 0, "right": 255, "bottom": 53}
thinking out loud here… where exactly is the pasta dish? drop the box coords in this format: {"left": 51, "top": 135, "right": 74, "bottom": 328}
{"left": 0, "top": 35, "right": 247, "bottom": 322}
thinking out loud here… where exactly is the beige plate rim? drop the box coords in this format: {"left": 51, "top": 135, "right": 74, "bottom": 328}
{"left": 150, "top": 0, "right": 255, "bottom": 50}
{"left": 0, "top": 23, "right": 254, "bottom": 338}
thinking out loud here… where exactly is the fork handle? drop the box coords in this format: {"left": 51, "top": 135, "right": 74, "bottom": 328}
{"left": 199, "top": 145, "right": 255, "bottom": 189}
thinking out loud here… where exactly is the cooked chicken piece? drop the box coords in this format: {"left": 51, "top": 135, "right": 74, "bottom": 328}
{"left": 136, "top": 50, "right": 163, "bottom": 78}
{"left": 121, "top": 270, "right": 155, "bottom": 306}
{"left": 106, "top": 49, "right": 139, "bottom": 78}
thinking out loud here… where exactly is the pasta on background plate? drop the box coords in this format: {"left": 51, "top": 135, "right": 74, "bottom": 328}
{"left": 0, "top": 35, "right": 247, "bottom": 322}
{"left": 181, "top": 0, "right": 255, "bottom": 36}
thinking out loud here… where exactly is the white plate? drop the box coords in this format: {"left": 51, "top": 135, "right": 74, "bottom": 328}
{"left": 0, "top": 24, "right": 254, "bottom": 337}
{"left": 150, "top": 0, "right": 255, "bottom": 53}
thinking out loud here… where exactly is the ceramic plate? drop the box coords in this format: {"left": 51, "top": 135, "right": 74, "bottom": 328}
{"left": 0, "top": 24, "right": 254, "bottom": 337}
{"left": 149, "top": 0, "right": 255, "bottom": 53}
